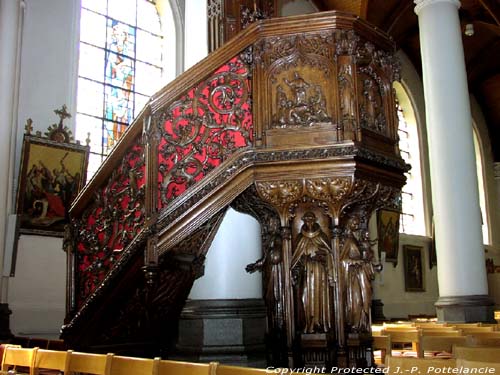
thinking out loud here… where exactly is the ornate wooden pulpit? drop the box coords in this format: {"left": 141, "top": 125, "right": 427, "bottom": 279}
{"left": 62, "top": 11, "right": 406, "bottom": 368}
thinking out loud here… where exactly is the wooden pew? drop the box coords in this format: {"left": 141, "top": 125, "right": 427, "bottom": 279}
{"left": 157, "top": 359, "right": 217, "bottom": 375}
{"left": 381, "top": 328, "right": 421, "bottom": 355}
{"left": 1, "top": 346, "right": 38, "bottom": 375}
{"left": 373, "top": 335, "right": 392, "bottom": 364}
{"left": 417, "top": 335, "right": 467, "bottom": 358}
{"left": 456, "top": 359, "right": 500, "bottom": 372}
{"left": 452, "top": 346, "right": 500, "bottom": 362}
{"left": 67, "top": 352, "right": 114, "bottom": 375}
{"left": 33, "top": 349, "right": 72, "bottom": 375}
{"left": 110, "top": 355, "right": 160, "bottom": 375}
{"left": 386, "top": 355, "right": 456, "bottom": 375}
{"left": 465, "top": 335, "right": 500, "bottom": 347}
{"left": 460, "top": 326, "right": 495, "bottom": 334}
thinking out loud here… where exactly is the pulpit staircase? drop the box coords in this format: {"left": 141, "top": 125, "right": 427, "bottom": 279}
{"left": 62, "top": 11, "right": 407, "bottom": 368}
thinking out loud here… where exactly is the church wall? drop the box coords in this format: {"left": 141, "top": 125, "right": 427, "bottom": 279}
{"left": 9, "top": 0, "right": 80, "bottom": 337}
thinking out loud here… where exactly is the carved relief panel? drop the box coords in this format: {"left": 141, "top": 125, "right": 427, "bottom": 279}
{"left": 253, "top": 29, "right": 400, "bottom": 153}
{"left": 253, "top": 33, "right": 338, "bottom": 147}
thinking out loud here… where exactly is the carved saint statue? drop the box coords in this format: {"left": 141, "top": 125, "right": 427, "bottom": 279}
{"left": 285, "top": 72, "right": 310, "bottom": 106}
{"left": 340, "top": 217, "right": 378, "bottom": 333}
{"left": 339, "top": 64, "right": 356, "bottom": 125}
{"left": 246, "top": 216, "right": 284, "bottom": 330}
{"left": 291, "top": 211, "right": 333, "bottom": 334}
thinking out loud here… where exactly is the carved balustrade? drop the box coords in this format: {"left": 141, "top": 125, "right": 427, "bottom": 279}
{"left": 63, "top": 11, "right": 406, "bottom": 368}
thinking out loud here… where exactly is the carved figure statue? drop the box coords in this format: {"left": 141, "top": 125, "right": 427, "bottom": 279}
{"left": 285, "top": 72, "right": 310, "bottom": 106}
{"left": 341, "top": 218, "right": 377, "bottom": 333}
{"left": 339, "top": 64, "right": 356, "bottom": 123}
{"left": 291, "top": 211, "right": 333, "bottom": 334}
{"left": 246, "top": 216, "right": 284, "bottom": 329}
{"left": 364, "top": 78, "right": 380, "bottom": 125}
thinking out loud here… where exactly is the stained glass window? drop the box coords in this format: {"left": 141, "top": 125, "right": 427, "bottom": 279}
{"left": 76, "top": 0, "right": 163, "bottom": 178}
{"left": 395, "top": 86, "right": 426, "bottom": 236}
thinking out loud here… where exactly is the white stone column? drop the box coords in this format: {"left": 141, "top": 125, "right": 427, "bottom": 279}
{"left": 189, "top": 208, "right": 262, "bottom": 299}
{"left": 0, "top": 0, "right": 22, "bottom": 337}
{"left": 414, "top": 0, "right": 492, "bottom": 321}
{"left": 177, "top": 208, "right": 266, "bottom": 365}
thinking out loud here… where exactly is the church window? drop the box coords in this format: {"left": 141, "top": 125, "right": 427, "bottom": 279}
{"left": 76, "top": 0, "right": 163, "bottom": 178}
{"left": 395, "top": 84, "right": 426, "bottom": 235}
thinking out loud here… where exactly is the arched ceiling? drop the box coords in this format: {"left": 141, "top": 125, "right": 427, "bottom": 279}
{"left": 311, "top": 0, "right": 500, "bottom": 160}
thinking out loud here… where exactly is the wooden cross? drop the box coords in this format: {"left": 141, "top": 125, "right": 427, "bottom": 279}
{"left": 24, "top": 118, "right": 33, "bottom": 135}
{"left": 54, "top": 104, "right": 72, "bottom": 128}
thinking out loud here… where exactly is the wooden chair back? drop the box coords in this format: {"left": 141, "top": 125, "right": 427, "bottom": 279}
{"left": 386, "top": 356, "right": 456, "bottom": 375}
{"left": 462, "top": 332, "right": 500, "bottom": 339}
{"left": 460, "top": 326, "right": 495, "bottom": 334}
{"left": 217, "top": 364, "right": 271, "bottom": 375}
{"left": 68, "top": 352, "right": 113, "bottom": 375}
{"left": 158, "top": 359, "right": 216, "bottom": 375}
{"left": 465, "top": 335, "right": 500, "bottom": 347}
{"left": 420, "top": 329, "right": 462, "bottom": 336}
{"left": 33, "top": 349, "right": 72, "bottom": 375}
{"left": 456, "top": 358, "right": 500, "bottom": 372}
{"left": 109, "top": 355, "right": 160, "bottom": 375}
{"left": 372, "top": 335, "right": 391, "bottom": 364}
{"left": 451, "top": 323, "right": 480, "bottom": 329}
{"left": 382, "top": 329, "right": 420, "bottom": 354}
{"left": 414, "top": 322, "right": 447, "bottom": 328}
{"left": 418, "top": 335, "right": 467, "bottom": 358}
{"left": 452, "top": 345, "right": 500, "bottom": 362}
{"left": 1, "top": 346, "right": 38, "bottom": 375}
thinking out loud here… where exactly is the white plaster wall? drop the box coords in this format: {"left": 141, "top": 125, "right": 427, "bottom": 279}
{"left": 189, "top": 208, "right": 262, "bottom": 300}
{"left": 280, "top": 0, "right": 317, "bottom": 16}
{"left": 9, "top": 236, "right": 65, "bottom": 337}
{"left": 8, "top": 0, "right": 80, "bottom": 337}
{"left": 373, "top": 234, "right": 439, "bottom": 319}
{"left": 184, "top": 0, "right": 207, "bottom": 70}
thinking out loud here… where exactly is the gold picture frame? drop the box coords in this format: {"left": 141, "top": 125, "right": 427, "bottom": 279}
{"left": 403, "top": 245, "right": 425, "bottom": 292}
{"left": 377, "top": 208, "right": 400, "bottom": 267}
{"left": 15, "top": 107, "right": 89, "bottom": 237}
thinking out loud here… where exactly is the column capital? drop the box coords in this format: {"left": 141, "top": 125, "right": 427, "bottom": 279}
{"left": 414, "top": 0, "right": 460, "bottom": 15}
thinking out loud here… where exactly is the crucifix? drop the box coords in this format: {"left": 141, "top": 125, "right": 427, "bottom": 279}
{"left": 54, "top": 104, "right": 72, "bottom": 130}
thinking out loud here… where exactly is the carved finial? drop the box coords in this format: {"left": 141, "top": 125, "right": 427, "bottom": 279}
{"left": 25, "top": 118, "right": 33, "bottom": 135}
{"left": 86, "top": 132, "right": 91, "bottom": 146}
{"left": 54, "top": 104, "right": 72, "bottom": 129}
{"left": 46, "top": 105, "right": 74, "bottom": 142}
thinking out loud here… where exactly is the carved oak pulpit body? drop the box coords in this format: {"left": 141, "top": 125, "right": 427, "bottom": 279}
{"left": 246, "top": 20, "right": 403, "bottom": 368}
{"left": 63, "top": 12, "right": 405, "bottom": 370}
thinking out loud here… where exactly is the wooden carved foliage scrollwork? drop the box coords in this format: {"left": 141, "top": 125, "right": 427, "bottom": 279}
{"left": 154, "top": 56, "right": 253, "bottom": 210}
{"left": 73, "top": 137, "right": 146, "bottom": 307}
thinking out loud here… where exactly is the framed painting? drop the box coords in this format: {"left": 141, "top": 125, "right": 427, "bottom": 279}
{"left": 403, "top": 245, "right": 425, "bottom": 292}
{"left": 377, "top": 208, "right": 400, "bottom": 267}
{"left": 16, "top": 111, "right": 89, "bottom": 236}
